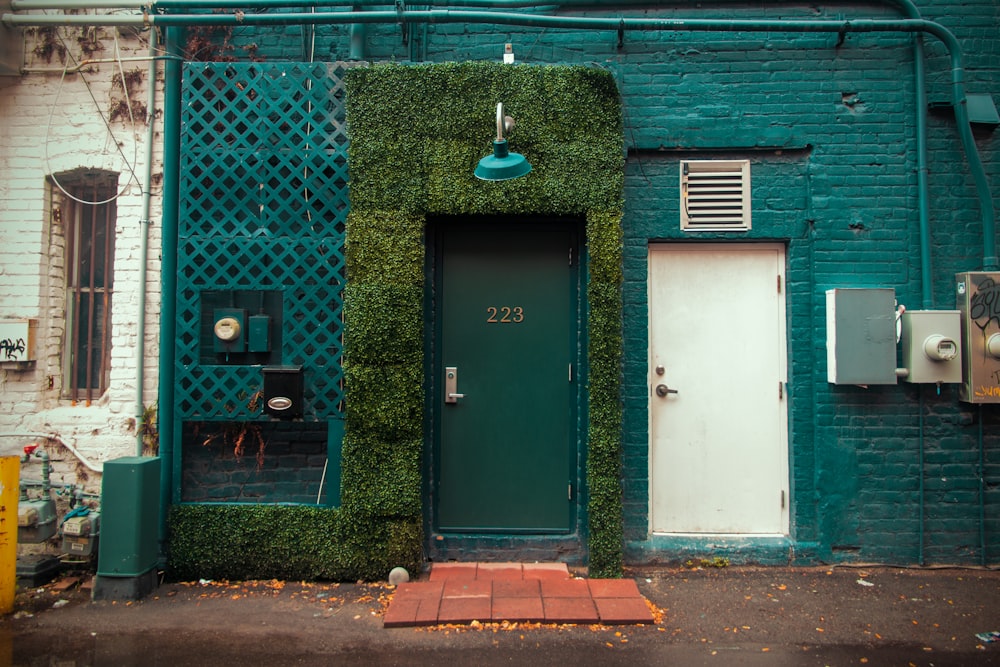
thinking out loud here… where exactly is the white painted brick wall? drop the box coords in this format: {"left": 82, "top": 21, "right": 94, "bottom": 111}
{"left": 0, "top": 23, "right": 164, "bottom": 494}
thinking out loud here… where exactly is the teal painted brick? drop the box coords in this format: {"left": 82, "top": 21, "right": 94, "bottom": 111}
{"left": 221, "top": 0, "right": 999, "bottom": 567}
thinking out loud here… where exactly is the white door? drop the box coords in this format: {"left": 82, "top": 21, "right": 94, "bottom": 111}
{"left": 649, "top": 243, "right": 789, "bottom": 534}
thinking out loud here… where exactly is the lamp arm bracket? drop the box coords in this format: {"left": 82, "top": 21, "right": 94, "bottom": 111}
{"left": 495, "top": 102, "right": 505, "bottom": 142}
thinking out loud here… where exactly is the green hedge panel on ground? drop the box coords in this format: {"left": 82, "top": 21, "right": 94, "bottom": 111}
{"left": 168, "top": 504, "right": 423, "bottom": 583}
{"left": 168, "top": 505, "right": 351, "bottom": 581}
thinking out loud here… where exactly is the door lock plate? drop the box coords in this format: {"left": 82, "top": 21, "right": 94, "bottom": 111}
{"left": 445, "top": 366, "right": 465, "bottom": 403}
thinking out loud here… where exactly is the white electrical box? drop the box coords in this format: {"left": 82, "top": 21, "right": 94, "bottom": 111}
{"left": 900, "top": 310, "right": 962, "bottom": 384}
{"left": 0, "top": 319, "right": 38, "bottom": 362}
{"left": 826, "top": 288, "right": 897, "bottom": 385}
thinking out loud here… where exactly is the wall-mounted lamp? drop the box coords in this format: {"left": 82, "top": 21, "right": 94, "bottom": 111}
{"left": 474, "top": 102, "right": 532, "bottom": 181}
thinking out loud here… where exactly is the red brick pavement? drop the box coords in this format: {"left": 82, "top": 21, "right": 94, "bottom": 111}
{"left": 383, "top": 562, "right": 655, "bottom": 628}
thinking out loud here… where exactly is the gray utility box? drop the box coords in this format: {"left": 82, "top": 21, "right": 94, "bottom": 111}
{"left": 956, "top": 272, "right": 1000, "bottom": 403}
{"left": 900, "top": 310, "right": 962, "bottom": 384}
{"left": 826, "top": 288, "right": 897, "bottom": 385}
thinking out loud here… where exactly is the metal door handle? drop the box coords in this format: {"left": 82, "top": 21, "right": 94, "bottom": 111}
{"left": 445, "top": 366, "right": 464, "bottom": 404}
{"left": 655, "top": 384, "right": 678, "bottom": 397}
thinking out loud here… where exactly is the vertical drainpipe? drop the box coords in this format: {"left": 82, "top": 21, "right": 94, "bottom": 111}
{"left": 952, "top": 81, "right": 998, "bottom": 271}
{"left": 135, "top": 28, "right": 158, "bottom": 456}
{"left": 979, "top": 405, "right": 986, "bottom": 565}
{"left": 914, "top": 37, "right": 932, "bottom": 310}
{"left": 157, "top": 25, "right": 182, "bottom": 552}
{"left": 912, "top": 33, "right": 930, "bottom": 566}
{"left": 349, "top": 6, "right": 366, "bottom": 60}
{"left": 890, "top": 0, "right": 932, "bottom": 312}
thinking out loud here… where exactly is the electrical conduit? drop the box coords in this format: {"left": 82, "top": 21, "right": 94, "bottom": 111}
{"left": 135, "top": 27, "right": 157, "bottom": 456}
{"left": 156, "top": 25, "right": 182, "bottom": 548}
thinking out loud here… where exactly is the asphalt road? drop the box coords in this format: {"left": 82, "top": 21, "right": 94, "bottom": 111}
{"left": 6, "top": 565, "right": 1000, "bottom": 666}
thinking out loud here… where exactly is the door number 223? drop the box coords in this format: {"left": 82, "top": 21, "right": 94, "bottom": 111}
{"left": 486, "top": 306, "right": 524, "bottom": 323}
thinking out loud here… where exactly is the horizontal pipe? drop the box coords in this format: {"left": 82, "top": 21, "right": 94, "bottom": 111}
{"left": 0, "top": 433, "right": 103, "bottom": 473}
{"left": 150, "top": 0, "right": 921, "bottom": 18}
{"left": 10, "top": 0, "right": 922, "bottom": 11}
{"left": 11, "top": 0, "right": 148, "bottom": 7}
{"left": 4, "top": 12, "right": 147, "bottom": 25}
{"left": 20, "top": 53, "right": 181, "bottom": 73}
{"left": 0, "top": 12, "right": 955, "bottom": 36}
{"left": 2, "top": 7, "right": 991, "bottom": 268}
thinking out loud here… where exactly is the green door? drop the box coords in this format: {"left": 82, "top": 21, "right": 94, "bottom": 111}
{"left": 434, "top": 222, "right": 578, "bottom": 533}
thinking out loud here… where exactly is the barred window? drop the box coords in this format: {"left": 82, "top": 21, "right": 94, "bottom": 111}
{"left": 56, "top": 172, "right": 117, "bottom": 402}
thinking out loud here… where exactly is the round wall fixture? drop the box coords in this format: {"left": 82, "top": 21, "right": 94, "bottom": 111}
{"left": 214, "top": 316, "right": 242, "bottom": 342}
{"left": 266, "top": 396, "right": 293, "bottom": 411}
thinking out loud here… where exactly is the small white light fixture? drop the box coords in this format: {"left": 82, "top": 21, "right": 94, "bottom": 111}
{"left": 503, "top": 43, "right": 515, "bottom": 64}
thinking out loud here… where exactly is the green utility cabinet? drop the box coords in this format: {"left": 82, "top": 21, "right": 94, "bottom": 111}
{"left": 93, "top": 456, "right": 160, "bottom": 601}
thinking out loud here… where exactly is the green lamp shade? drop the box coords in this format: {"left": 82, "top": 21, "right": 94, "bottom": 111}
{"left": 475, "top": 139, "right": 532, "bottom": 181}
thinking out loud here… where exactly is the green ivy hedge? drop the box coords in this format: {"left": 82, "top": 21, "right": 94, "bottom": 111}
{"left": 168, "top": 504, "right": 420, "bottom": 581}
{"left": 168, "top": 62, "right": 623, "bottom": 581}
{"left": 345, "top": 62, "right": 624, "bottom": 578}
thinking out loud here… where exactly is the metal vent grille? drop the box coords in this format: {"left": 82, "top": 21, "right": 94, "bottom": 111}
{"left": 680, "top": 160, "right": 751, "bottom": 231}
{"left": 176, "top": 62, "right": 350, "bottom": 421}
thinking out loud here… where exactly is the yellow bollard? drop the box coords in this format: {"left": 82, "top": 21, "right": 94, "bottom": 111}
{"left": 0, "top": 456, "right": 18, "bottom": 615}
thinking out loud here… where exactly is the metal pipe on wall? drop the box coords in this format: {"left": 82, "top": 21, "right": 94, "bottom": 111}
{"left": 157, "top": 25, "right": 182, "bottom": 546}
{"left": 9, "top": 0, "right": 928, "bottom": 11}
{"left": 135, "top": 27, "right": 157, "bottom": 456}
{"left": 0, "top": 433, "right": 103, "bottom": 473}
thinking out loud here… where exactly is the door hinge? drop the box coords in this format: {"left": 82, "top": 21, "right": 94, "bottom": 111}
{"left": 777, "top": 274, "right": 782, "bottom": 293}
{"left": 569, "top": 363, "right": 573, "bottom": 382}
{"left": 568, "top": 483, "right": 573, "bottom": 501}
{"left": 781, "top": 490, "right": 786, "bottom": 509}
{"left": 569, "top": 246, "right": 573, "bottom": 266}
{"left": 779, "top": 382, "right": 783, "bottom": 399}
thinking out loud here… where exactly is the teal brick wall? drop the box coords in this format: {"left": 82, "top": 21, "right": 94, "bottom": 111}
{"left": 212, "top": 0, "right": 999, "bottom": 567}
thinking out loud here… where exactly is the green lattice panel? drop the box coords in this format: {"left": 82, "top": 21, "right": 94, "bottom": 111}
{"left": 176, "top": 62, "right": 349, "bottom": 421}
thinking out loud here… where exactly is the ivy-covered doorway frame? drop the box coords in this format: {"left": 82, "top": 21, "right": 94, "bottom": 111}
{"left": 343, "top": 62, "right": 624, "bottom": 576}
